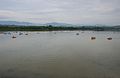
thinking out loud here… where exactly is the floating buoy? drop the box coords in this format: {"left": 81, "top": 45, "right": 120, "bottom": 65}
{"left": 107, "top": 37, "right": 112, "bottom": 40}
{"left": 76, "top": 33, "right": 79, "bottom": 35}
{"left": 25, "top": 33, "right": 28, "bottom": 35}
{"left": 12, "top": 36, "right": 16, "bottom": 38}
{"left": 19, "top": 33, "right": 23, "bottom": 35}
{"left": 91, "top": 37, "right": 96, "bottom": 40}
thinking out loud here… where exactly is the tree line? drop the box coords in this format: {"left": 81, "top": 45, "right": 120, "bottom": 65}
{"left": 0, "top": 25, "right": 120, "bottom": 31}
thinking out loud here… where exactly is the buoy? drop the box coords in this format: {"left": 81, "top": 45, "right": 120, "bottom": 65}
{"left": 107, "top": 37, "right": 112, "bottom": 40}
{"left": 25, "top": 33, "right": 28, "bottom": 35}
{"left": 76, "top": 33, "right": 79, "bottom": 35}
{"left": 19, "top": 33, "right": 23, "bottom": 35}
{"left": 91, "top": 37, "right": 96, "bottom": 40}
{"left": 12, "top": 36, "right": 16, "bottom": 38}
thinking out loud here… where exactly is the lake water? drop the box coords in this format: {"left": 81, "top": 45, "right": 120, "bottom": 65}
{"left": 0, "top": 31, "right": 120, "bottom": 78}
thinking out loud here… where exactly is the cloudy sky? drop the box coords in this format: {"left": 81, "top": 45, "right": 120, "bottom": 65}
{"left": 0, "top": 0, "right": 120, "bottom": 25}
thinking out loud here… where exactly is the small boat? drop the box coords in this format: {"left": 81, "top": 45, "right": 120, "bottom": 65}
{"left": 91, "top": 37, "right": 96, "bottom": 40}
{"left": 107, "top": 37, "right": 112, "bottom": 40}
{"left": 12, "top": 36, "right": 16, "bottom": 38}
{"left": 25, "top": 33, "right": 28, "bottom": 35}
{"left": 76, "top": 33, "right": 79, "bottom": 35}
{"left": 19, "top": 33, "right": 23, "bottom": 35}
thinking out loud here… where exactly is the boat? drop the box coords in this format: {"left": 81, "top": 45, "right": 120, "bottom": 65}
{"left": 25, "top": 33, "right": 28, "bottom": 35}
{"left": 19, "top": 32, "right": 23, "bottom": 35}
{"left": 12, "top": 36, "right": 16, "bottom": 38}
{"left": 91, "top": 37, "right": 96, "bottom": 40}
{"left": 76, "top": 33, "right": 79, "bottom": 35}
{"left": 107, "top": 37, "right": 112, "bottom": 40}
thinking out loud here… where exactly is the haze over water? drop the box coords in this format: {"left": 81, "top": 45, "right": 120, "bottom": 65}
{"left": 0, "top": 31, "right": 120, "bottom": 78}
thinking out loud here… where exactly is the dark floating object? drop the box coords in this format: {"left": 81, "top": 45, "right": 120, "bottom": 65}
{"left": 91, "top": 37, "right": 96, "bottom": 40}
{"left": 12, "top": 36, "right": 16, "bottom": 38}
{"left": 25, "top": 33, "right": 28, "bottom": 35}
{"left": 19, "top": 33, "right": 23, "bottom": 35}
{"left": 107, "top": 37, "right": 112, "bottom": 40}
{"left": 76, "top": 33, "right": 79, "bottom": 35}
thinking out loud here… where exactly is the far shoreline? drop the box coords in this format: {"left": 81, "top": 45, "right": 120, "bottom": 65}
{"left": 0, "top": 25, "right": 120, "bottom": 31}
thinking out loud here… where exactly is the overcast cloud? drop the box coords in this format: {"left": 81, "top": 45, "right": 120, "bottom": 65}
{"left": 0, "top": 0, "right": 120, "bottom": 25}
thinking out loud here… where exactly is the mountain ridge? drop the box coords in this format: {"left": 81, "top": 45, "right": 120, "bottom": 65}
{"left": 0, "top": 21, "right": 73, "bottom": 26}
{"left": 0, "top": 21, "right": 119, "bottom": 27}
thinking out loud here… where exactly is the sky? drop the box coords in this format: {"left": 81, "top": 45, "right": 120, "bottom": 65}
{"left": 0, "top": 0, "right": 120, "bottom": 25}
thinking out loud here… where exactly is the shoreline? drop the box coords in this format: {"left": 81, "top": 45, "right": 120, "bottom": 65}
{"left": 0, "top": 25, "right": 120, "bottom": 31}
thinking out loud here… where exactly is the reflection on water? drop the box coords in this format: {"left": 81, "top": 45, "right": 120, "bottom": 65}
{"left": 0, "top": 31, "right": 120, "bottom": 78}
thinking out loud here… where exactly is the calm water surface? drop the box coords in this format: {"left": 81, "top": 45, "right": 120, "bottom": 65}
{"left": 0, "top": 31, "right": 120, "bottom": 78}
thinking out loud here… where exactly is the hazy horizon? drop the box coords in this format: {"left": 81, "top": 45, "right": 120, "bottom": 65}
{"left": 0, "top": 0, "right": 120, "bottom": 25}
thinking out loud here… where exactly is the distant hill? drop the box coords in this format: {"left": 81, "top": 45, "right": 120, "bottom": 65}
{"left": 0, "top": 21, "right": 73, "bottom": 26}
{"left": 0, "top": 21, "right": 119, "bottom": 27}
{"left": 0, "top": 21, "right": 34, "bottom": 26}
{"left": 44, "top": 22, "right": 73, "bottom": 26}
